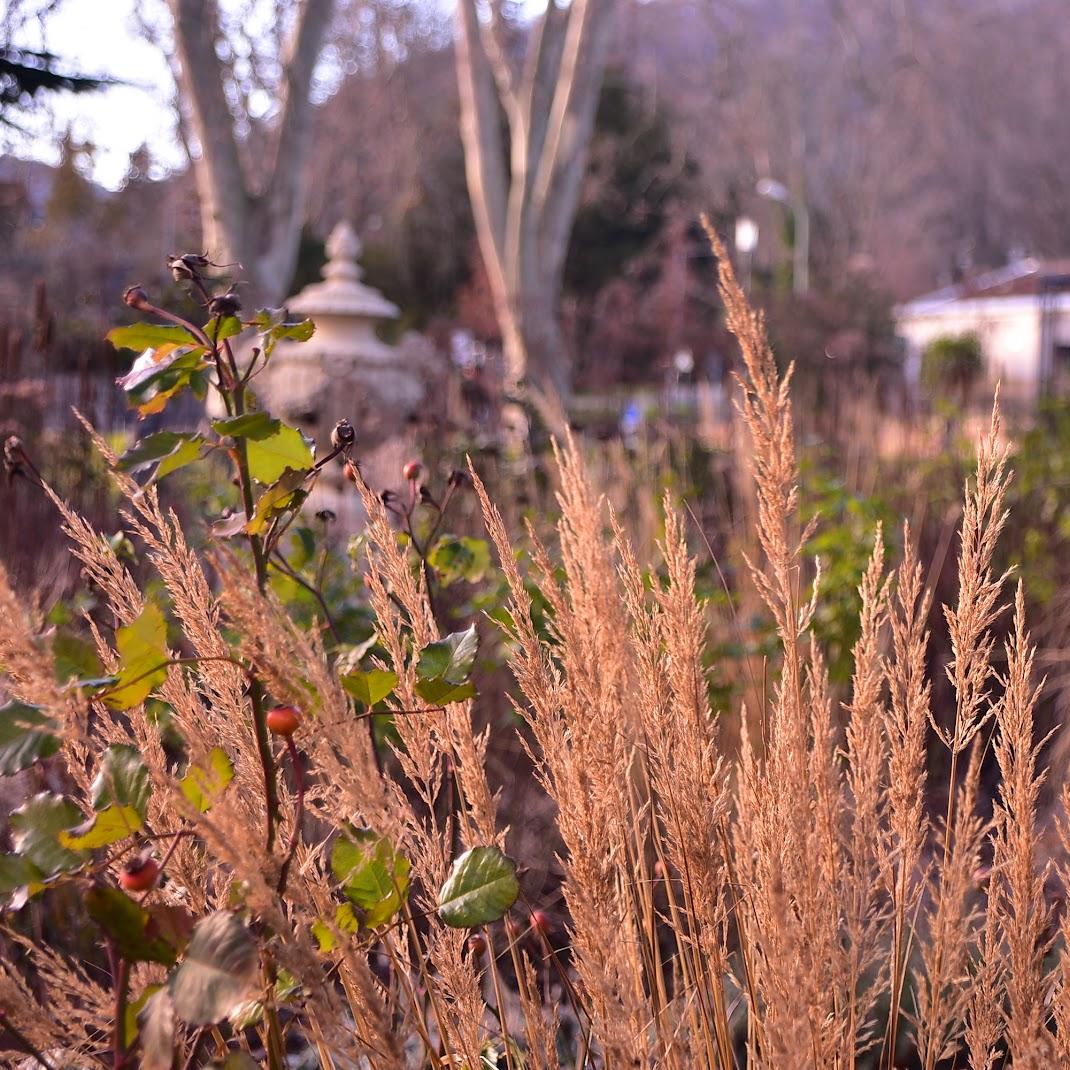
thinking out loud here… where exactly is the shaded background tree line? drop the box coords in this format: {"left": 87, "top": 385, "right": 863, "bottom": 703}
{"left": 5, "top": 0, "right": 1070, "bottom": 400}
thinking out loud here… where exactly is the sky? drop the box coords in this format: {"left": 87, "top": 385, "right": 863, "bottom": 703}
{"left": 7, "top": 0, "right": 185, "bottom": 187}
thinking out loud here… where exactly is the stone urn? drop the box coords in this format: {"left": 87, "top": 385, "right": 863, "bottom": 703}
{"left": 247, "top": 221, "right": 428, "bottom": 524}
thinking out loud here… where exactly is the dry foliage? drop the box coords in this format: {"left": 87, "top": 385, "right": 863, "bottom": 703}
{"left": 0, "top": 226, "right": 1065, "bottom": 1069}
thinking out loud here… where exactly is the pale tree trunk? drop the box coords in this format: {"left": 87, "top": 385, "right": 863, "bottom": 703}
{"left": 167, "top": 0, "right": 333, "bottom": 305}
{"left": 455, "top": 0, "right": 616, "bottom": 407}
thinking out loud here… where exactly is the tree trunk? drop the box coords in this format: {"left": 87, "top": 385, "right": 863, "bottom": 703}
{"left": 168, "top": 0, "right": 333, "bottom": 306}
{"left": 454, "top": 0, "right": 616, "bottom": 411}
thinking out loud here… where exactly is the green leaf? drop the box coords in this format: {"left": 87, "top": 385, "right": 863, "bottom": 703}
{"left": 179, "top": 747, "right": 234, "bottom": 813}
{"left": 117, "top": 431, "right": 204, "bottom": 484}
{"left": 138, "top": 988, "right": 176, "bottom": 1070}
{"left": 331, "top": 829, "right": 411, "bottom": 929}
{"left": 10, "top": 793, "right": 85, "bottom": 875}
{"left": 108, "top": 323, "right": 198, "bottom": 352}
{"left": 415, "top": 678, "right": 476, "bottom": 705}
{"left": 103, "top": 604, "right": 168, "bottom": 711}
{"left": 429, "top": 535, "right": 492, "bottom": 587}
{"left": 60, "top": 804, "right": 142, "bottom": 849}
{"left": 416, "top": 625, "right": 478, "bottom": 685}
{"left": 311, "top": 902, "right": 360, "bottom": 951}
{"left": 0, "top": 701, "right": 60, "bottom": 775}
{"left": 86, "top": 885, "right": 177, "bottom": 965}
{"left": 246, "top": 468, "right": 309, "bottom": 536}
{"left": 211, "top": 412, "right": 278, "bottom": 440}
{"left": 0, "top": 853, "right": 44, "bottom": 897}
{"left": 92, "top": 744, "right": 151, "bottom": 819}
{"left": 52, "top": 632, "right": 103, "bottom": 684}
{"left": 125, "top": 984, "right": 163, "bottom": 1049}
{"left": 204, "top": 314, "right": 244, "bottom": 342}
{"left": 244, "top": 423, "right": 314, "bottom": 485}
{"left": 251, "top": 308, "right": 316, "bottom": 360}
{"left": 437, "top": 845, "right": 519, "bottom": 928}
{"left": 170, "top": 912, "right": 259, "bottom": 1025}
{"left": 340, "top": 669, "right": 398, "bottom": 707}
{"left": 117, "top": 347, "right": 208, "bottom": 418}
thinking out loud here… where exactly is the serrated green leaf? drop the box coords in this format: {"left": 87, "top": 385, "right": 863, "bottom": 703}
{"left": 87, "top": 885, "right": 177, "bottom": 964}
{"left": 0, "top": 701, "right": 60, "bottom": 775}
{"left": 340, "top": 669, "right": 398, "bottom": 707}
{"left": 103, "top": 604, "right": 168, "bottom": 710}
{"left": 60, "top": 804, "right": 142, "bottom": 849}
{"left": 251, "top": 309, "right": 316, "bottom": 360}
{"left": 331, "top": 829, "right": 410, "bottom": 929}
{"left": 92, "top": 744, "right": 151, "bottom": 819}
{"left": 108, "top": 323, "right": 198, "bottom": 352}
{"left": 117, "top": 431, "right": 204, "bottom": 484}
{"left": 416, "top": 625, "right": 478, "bottom": 685}
{"left": 245, "top": 423, "right": 314, "bottom": 485}
{"left": 170, "top": 912, "right": 258, "bottom": 1025}
{"left": 10, "top": 793, "right": 85, "bottom": 875}
{"left": 179, "top": 747, "right": 234, "bottom": 813}
{"left": 437, "top": 845, "right": 519, "bottom": 928}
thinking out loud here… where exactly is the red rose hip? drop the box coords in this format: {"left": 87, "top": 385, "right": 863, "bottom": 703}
{"left": 402, "top": 460, "right": 422, "bottom": 482}
{"left": 266, "top": 704, "right": 301, "bottom": 736}
{"left": 119, "top": 856, "right": 160, "bottom": 893}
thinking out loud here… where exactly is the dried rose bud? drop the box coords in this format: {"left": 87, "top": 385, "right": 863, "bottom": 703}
{"left": 331, "top": 419, "right": 356, "bottom": 452}
{"left": 447, "top": 469, "right": 466, "bottom": 488}
{"left": 123, "top": 285, "right": 151, "bottom": 311}
{"left": 208, "top": 289, "right": 242, "bottom": 317}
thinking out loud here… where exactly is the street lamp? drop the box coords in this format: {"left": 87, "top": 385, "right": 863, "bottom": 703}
{"left": 756, "top": 177, "right": 810, "bottom": 295}
{"left": 734, "top": 215, "right": 758, "bottom": 291}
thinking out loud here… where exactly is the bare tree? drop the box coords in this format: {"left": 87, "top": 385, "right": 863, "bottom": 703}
{"left": 455, "top": 0, "right": 616, "bottom": 401}
{"left": 167, "top": 0, "right": 333, "bottom": 303}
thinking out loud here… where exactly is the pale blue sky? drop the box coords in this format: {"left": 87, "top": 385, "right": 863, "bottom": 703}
{"left": 9, "top": 0, "right": 186, "bottom": 187}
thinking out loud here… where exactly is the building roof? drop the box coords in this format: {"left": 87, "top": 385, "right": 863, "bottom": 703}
{"left": 897, "top": 258, "right": 1070, "bottom": 319}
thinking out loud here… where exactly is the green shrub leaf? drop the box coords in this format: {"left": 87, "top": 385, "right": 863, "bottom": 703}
{"left": 92, "top": 744, "right": 151, "bottom": 819}
{"left": 108, "top": 323, "right": 197, "bottom": 351}
{"left": 86, "top": 885, "right": 177, "bottom": 964}
{"left": 0, "top": 701, "right": 60, "bottom": 775}
{"left": 416, "top": 625, "right": 478, "bottom": 685}
{"left": 180, "top": 747, "right": 234, "bottom": 813}
{"left": 60, "top": 804, "right": 142, "bottom": 849}
{"left": 117, "top": 431, "right": 205, "bottom": 484}
{"left": 246, "top": 468, "right": 309, "bottom": 535}
{"left": 244, "top": 423, "right": 314, "bottom": 485}
{"left": 437, "top": 845, "right": 519, "bottom": 928}
{"left": 331, "top": 829, "right": 411, "bottom": 929}
{"left": 340, "top": 669, "right": 398, "bottom": 707}
{"left": 170, "top": 912, "right": 259, "bottom": 1025}
{"left": 429, "top": 535, "right": 492, "bottom": 586}
{"left": 103, "top": 604, "right": 169, "bottom": 710}
{"left": 10, "top": 793, "right": 85, "bottom": 875}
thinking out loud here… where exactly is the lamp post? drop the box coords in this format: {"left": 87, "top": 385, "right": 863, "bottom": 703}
{"left": 756, "top": 177, "right": 810, "bottom": 295}
{"left": 734, "top": 215, "right": 759, "bottom": 291}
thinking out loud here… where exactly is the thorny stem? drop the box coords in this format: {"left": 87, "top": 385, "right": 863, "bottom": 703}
{"left": 276, "top": 734, "right": 305, "bottom": 897}
{"left": 109, "top": 946, "right": 130, "bottom": 1070}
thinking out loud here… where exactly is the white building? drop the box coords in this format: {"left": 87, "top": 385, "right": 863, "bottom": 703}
{"left": 895, "top": 259, "right": 1070, "bottom": 401}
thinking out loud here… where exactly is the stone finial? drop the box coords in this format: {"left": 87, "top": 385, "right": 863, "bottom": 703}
{"left": 324, "top": 221, "right": 363, "bottom": 283}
